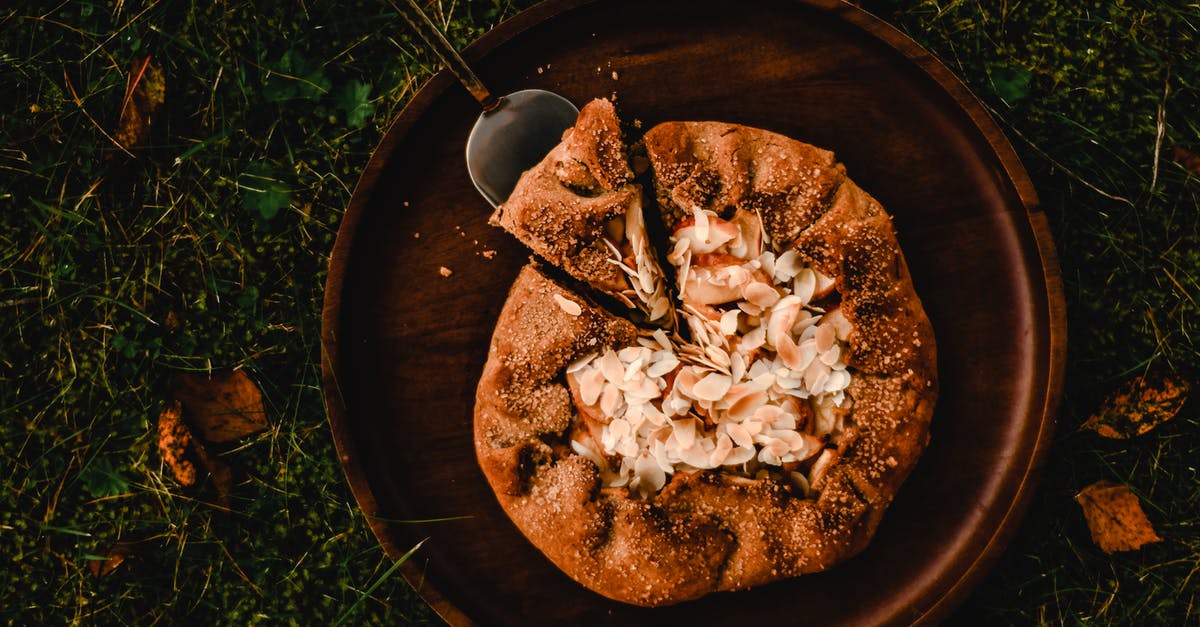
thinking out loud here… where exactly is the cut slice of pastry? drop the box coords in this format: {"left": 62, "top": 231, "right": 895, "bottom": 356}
{"left": 475, "top": 104, "right": 937, "bottom": 607}
{"left": 491, "top": 98, "right": 673, "bottom": 326}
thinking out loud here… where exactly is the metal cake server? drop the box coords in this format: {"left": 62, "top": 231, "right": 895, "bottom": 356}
{"left": 394, "top": 0, "right": 579, "bottom": 207}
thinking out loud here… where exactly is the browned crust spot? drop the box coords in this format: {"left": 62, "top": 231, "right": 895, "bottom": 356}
{"left": 475, "top": 110, "right": 937, "bottom": 607}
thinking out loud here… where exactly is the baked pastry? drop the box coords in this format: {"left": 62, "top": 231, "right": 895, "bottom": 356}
{"left": 490, "top": 98, "right": 672, "bottom": 325}
{"left": 476, "top": 100, "right": 937, "bottom": 606}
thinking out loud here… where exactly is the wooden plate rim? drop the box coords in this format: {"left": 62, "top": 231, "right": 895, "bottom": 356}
{"left": 320, "top": 1, "right": 1067, "bottom": 624}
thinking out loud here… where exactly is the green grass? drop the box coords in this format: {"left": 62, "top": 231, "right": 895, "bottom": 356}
{"left": 1, "top": 0, "right": 1198, "bottom": 624}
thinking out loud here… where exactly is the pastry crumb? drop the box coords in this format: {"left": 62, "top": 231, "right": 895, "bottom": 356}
{"left": 413, "top": 232, "right": 420, "bottom": 239}
{"left": 439, "top": 266, "right": 453, "bottom": 277}
{"left": 611, "top": 71, "right": 619, "bottom": 80}
{"left": 482, "top": 249, "right": 497, "bottom": 259}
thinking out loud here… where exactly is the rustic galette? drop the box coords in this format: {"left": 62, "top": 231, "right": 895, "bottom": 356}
{"left": 475, "top": 99, "right": 937, "bottom": 607}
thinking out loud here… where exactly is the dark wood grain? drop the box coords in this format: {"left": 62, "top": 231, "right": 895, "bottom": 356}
{"left": 320, "top": 0, "right": 1067, "bottom": 625}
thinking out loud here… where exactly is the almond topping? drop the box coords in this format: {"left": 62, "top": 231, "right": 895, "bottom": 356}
{"left": 553, "top": 293, "right": 583, "bottom": 316}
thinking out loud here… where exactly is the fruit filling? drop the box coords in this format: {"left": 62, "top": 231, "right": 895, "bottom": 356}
{"left": 568, "top": 207, "right": 853, "bottom": 498}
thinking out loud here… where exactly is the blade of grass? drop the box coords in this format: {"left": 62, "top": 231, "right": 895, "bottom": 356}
{"left": 332, "top": 538, "right": 427, "bottom": 627}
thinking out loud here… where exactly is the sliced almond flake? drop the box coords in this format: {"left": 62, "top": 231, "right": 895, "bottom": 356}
{"left": 767, "top": 296, "right": 803, "bottom": 347}
{"left": 693, "top": 206, "right": 710, "bottom": 244}
{"left": 710, "top": 433, "right": 734, "bottom": 466}
{"left": 719, "top": 309, "right": 740, "bottom": 336}
{"left": 744, "top": 281, "right": 781, "bottom": 308}
{"left": 825, "top": 307, "right": 853, "bottom": 341}
{"left": 643, "top": 403, "right": 668, "bottom": 427}
{"left": 730, "top": 351, "right": 746, "bottom": 383}
{"left": 704, "top": 345, "right": 731, "bottom": 369}
{"left": 726, "top": 445, "right": 756, "bottom": 465}
{"left": 819, "top": 344, "right": 842, "bottom": 367}
{"left": 725, "top": 422, "right": 754, "bottom": 448}
{"left": 769, "top": 410, "right": 797, "bottom": 431}
{"left": 601, "top": 237, "right": 626, "bottom": 262}
{"left": 691, "top": 372, "right": 733, "bottom": 402}
{"left": 686, "top": 312, "right": 712, "bottom": 345}
{"left": 566, "top": 353, "right": 597, "bottom": 374}
{"left": 825, "top": 369, "right": 851, "bottom": 394}
{"left": 572, "top": 437, "right": 609, "bottom": 471}
{"left": 579, "top": 369, "right": 606, "bottom": 406}
{"left": 739, "top": 325, "right": 767, "bottom": 353}
{"left": 600, "top": 383, "right": 623, "bottom": 416}
{"left": 671, "top": 417, "right": 697, "bottom": 449}
{"left": 793, "top": 268, "right": 817, "bottom": 304}
{"left": 678, "top": 250, "right": 693, "bottom": 295}
{"left": 633, "top": 453, "right": 667, "bottom": 494}
{"left": 758, "top": 251, "right": 777, "bottom": 277}
{"left": 768, "top": 434, "right": 796, "bottom": 454}
{"left": 623, "top": 356, "right": 645, "bottom": 381}
{"left": 805, "top": 363, "right": 830, "bottom": 395}
{"left": 652, "top": 329, "right": 673, "bottom": 351}
{"left": 624, "top": 403, "right": 646, "bottom": 430}
{"left": 634, "top": 377, "right": 660, "bottom": 402}
{"left": 795, "top": 340, "right": 818, "bottom": 371}
{"left": 737, "top": 300, "right": 765, "bottom": 316}
{"left": 749, "top": 370, "right": 776, "bottom": 391}
{"left": 652, "top": 438, "right": 673, "bottom": 472}
{"left": 598, "top": 350, "right": 624, "bottom": 383}
{"left": 650, "top": 296, "right": 671, "bottom": 321}
{"left": 772, "top": 367, "right": 801, "bottom": 386}
{"left": 646, "top": 356, "right": 679, "bottom": 378}
{"left": 668, "top": 237, "right": 690, "bottom": 264}
{"left": 723, "top": 384, "right": 764, "bottom": 417}
{"left": 776, "top": 334, "right": 805, "bottom": 369}
{"left": 775, "top": 250, "right": 803, "bottom": 282}
{"left": 758, "top": 446, "right": 782, "bottom": 466}
{"left": 618, "top": 346, "right": 646, "bottom": 362}
{"left": 679, "top": 441, "right": 713, "bottom": 469}
{"left": 815, "top": 324, "right": 837, "bottom": 353}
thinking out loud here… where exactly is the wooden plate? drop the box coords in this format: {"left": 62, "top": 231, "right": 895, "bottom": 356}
{"left": 321, "top": 0, "right": 1066, "bottom": 624}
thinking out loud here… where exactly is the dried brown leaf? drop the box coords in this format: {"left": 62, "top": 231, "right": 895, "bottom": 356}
{"left": 171, "top": 369, "right": 268, "bottom": 443}
{"left": 157, "top": 399, "right": 196, "bottom": 486}
{"left": 193, "top": 442, "right": 234, "bottom": 510}
{"left": 1173, "top": 145, "right": 1200, "bottom": 175}
{"left": 88, "top": 541, "right": 134, "bottom": 578}
{"left": 113, "top": 56, "right": 165, "bottom": 150}
{"left": 1081, "top": 372, "right": 1189, "bottom": 439}
{"left": 1076, "top": 480, "right": 1162, "bottom": 553}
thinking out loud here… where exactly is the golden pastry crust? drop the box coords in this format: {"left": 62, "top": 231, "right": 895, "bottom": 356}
{"left": 489, "top": 99, "right": 638, "bottom": 294}
{"left": 475, "top": 113, "right": 937, "bottom": 607}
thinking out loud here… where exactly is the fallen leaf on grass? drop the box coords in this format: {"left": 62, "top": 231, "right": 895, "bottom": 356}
{"left": 156, "top": 369, "right": 268, "bottom": 507}
{"left": 1173, "top": 145, "right": 1200, "bottom": 175}
{"left": 171, "top": 369, "right": 268, "bottom": 443}
{"left": 88, "top": 541, "right": 135, "bottom": 578}
{"left": 1081, "top": 373, "right": 1190, "bottom": 439}
{"left": 157, "top": 399, "right": 196, "bottom": 486}
{"left": 194, "top": 443, "right": 234, "bottom": 509}
{"left": 1076, "top": 481, "right": 1162, "bottom": 553}
{"left": 114, "top": 56, "right": 165, "bottom": 150}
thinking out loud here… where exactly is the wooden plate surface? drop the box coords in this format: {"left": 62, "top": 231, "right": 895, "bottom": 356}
{"left": 321, "top": 0, "right": 1066, "bottom": 624}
